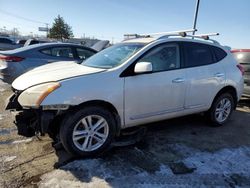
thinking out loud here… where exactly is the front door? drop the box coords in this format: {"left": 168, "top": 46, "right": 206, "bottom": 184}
{"left": 124, "top": 43, "right": 187, "bottom": 126}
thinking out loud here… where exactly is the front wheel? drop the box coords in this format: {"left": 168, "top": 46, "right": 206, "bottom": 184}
{"left": 60, "top": 106, "right": 116, "bottom": 157}
{"left": 207, "top": 93, "right": 234, "bottom": 126}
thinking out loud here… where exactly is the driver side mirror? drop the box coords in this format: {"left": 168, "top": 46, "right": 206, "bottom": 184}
{"left": 134, "top": 62, "right": 152, "bottom": 74}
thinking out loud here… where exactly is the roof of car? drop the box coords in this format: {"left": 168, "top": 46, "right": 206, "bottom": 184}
{"left": 122, "top": 37, "right": 155, "bottom": 44}
{"left": 2, "top": 42, "right": 96, "bottom": 54}
{"left": 122, "top": 36, "right": 222, "bottom": 47}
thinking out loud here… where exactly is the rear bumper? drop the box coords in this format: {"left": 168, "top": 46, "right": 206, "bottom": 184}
{"left": 243, "top": 83, "right": 250, "bottom": 96}
{"left": 0, "top": 68, "right": 15, "bottom": 84}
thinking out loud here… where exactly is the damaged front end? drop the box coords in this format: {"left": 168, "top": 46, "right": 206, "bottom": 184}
{"left": 5, "top": 91, "right": 57, "bottom": 137}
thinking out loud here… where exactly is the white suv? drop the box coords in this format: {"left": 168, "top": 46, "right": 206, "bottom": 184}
{"left": 6, "top": 32, "right": 244, "bottom": 157}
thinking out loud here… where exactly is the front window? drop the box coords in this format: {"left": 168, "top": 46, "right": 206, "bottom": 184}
{"left": 76, "top": 48, "right": 95, "bottom": 60}
{"left": 138, "top": 44, "right": 180, "bottom": 72}
{"left": 83, "top": 43, "right": 144, "bottom": 69}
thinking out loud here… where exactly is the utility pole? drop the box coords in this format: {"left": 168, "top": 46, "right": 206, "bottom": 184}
{"left": 13, "top": 27, "right": 17, "bottom": 41}
{"left": 192, "top": 0, "right": 200, "bottom": 35}
{"left": 45, "top": 23, "right": 49, "bottom": 37}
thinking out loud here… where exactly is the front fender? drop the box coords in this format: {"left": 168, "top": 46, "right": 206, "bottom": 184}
{"left": 41, "top": 73, "right": 125, "bottom": 126}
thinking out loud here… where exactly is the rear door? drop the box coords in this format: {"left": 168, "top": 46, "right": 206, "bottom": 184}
{"left": 182, "top": 42, "right": 226, "bottom": 110}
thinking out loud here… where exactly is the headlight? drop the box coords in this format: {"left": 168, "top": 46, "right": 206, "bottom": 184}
{"left": 18, "top": 82, "right": 61, "bottom": 107}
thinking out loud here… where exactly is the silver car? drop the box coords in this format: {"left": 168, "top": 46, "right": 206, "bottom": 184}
{"left": 6, "top": 31, "right": 244, "bottom": 157}
{"left": 0, "top": 42, "right": 97, "bottom": 83}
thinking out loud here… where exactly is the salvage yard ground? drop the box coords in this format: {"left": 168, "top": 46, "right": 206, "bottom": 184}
{"left": 0, "top": 80, "right": 250, "bottom": 187}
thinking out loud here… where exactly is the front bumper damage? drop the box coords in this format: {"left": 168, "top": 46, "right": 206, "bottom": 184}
{"left": 14, "top": 110, "right": 55, "bottom": 137}
{"left": 5, "top": 92, "right": 56, "bottom": 137}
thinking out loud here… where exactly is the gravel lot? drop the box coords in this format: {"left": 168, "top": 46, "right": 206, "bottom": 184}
{"left": 0, "top": 80, "right": 250, "bottom": 188}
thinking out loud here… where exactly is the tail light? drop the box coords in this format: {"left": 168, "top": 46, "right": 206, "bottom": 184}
{"left": 0, "top": 55, "right": 24, "bottom": 62}
{"left": 237, "top": 64, "right": 245, "bottom": 75}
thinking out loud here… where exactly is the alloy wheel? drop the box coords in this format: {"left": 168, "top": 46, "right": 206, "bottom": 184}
{"left": 72, "top": 115, "right": 109, "bottom": 151}
{"left": 215, "top": 98, "right": 232, "bottom": 123}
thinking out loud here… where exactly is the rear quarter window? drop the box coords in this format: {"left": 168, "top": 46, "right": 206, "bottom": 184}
{"left": 212, "top": 46, "right": 227, "bottom": 61}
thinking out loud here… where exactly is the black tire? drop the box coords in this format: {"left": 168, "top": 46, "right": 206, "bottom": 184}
{"left": 60, "top": 106, "right": 116, "bottom": 157}
{"left": 206, "top": 93, "right": 234, "bottom": 126}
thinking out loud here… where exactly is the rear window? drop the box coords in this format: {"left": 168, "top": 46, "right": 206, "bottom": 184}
{"left": 29, "top": 40, "right": 39, "bottom": 45}
{"left": 232, "top": 52, "right": 250, "bottom": 64}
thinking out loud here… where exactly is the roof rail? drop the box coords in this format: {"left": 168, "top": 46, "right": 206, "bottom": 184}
{"left": 123, "top": 30, "right": 220, "bottom": 45}
{"left": 124, "top": 29, "right": 196, "bottom": 40}
{"left": 158, "top": 32, "right": 220, "bottom": 45}
{"left": 194, "top": 33, "right": 219, "bottom": 40}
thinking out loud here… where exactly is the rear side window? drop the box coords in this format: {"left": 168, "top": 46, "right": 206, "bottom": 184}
{"left": 40, "top": 47, "right": 74, "bottom": 58}
{"left": 40, "top": 48, "right": 51, "bottom": 55}
{"left": 212, "top": 46, "right": 227, "bottom": 61}
{"left": 183, "top": 42, "right": 214, "bottom": 67}
{"left": 232, "top": 52, "right": 250, "bottom": 64}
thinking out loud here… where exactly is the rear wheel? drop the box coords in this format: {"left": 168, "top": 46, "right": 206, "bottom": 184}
{"left": 207, "top": 93, "right": 234, "bottom": 126}
{"left": 60, "top": 106, "right": 116, "bottom": 157}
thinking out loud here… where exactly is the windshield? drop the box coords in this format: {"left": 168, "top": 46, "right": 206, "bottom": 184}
{"left": 82, "top": 43, "right": 144, "bottom": 69}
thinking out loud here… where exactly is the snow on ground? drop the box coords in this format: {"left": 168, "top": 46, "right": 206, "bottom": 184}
{"left": 0, "top": 80, "right": 9, "bottom": 92}
{"left": 39, "top": 145, "right": 250, "bottom": 188}
{"left": 11, "top": 138, "right": 33, "bottom": 144}
{"left": 0, "top": 155, "right": 17, "bottom": 163}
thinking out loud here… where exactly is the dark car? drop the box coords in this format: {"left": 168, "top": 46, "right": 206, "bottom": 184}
{"left": 0, "top": 37, "right": 18, "bottom": 51}
{"left": 0, "top": 42, "right": 97, "bottom": 83}
{"left": 231, "top": 49, "right": 250, "bottom": 96}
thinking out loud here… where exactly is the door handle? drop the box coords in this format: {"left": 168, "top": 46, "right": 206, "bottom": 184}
{"left": 214, "top": 73, "right": 225, "bottom": 78}
{"left": 172, "top": 78, "right": 185, "bottom": 83}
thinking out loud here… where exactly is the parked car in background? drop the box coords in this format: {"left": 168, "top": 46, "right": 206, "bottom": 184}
{"left": 6, "top": 31, "right": 244, "bottom": 157}
{"left": 0, "top": 42, "right": 97, "bottom": 83}
{"left": 0, "top": 37, "right": 18, "bottom": 51}
{"left": 231, "top": 49, "right": 250, "bottom": 97}
{"left": 16, "top": 39, "right": 27, "bottom": 47}
{"left": 91, "top": 40, "right": 110, "bottom": 51}
{"left": 24, "top": 39, "right": 48, "bottom": 46}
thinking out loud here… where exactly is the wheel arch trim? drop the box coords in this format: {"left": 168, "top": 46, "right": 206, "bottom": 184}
{"left": 70, "top": 100, "right": 122, "bottom": 136}
{"left": 210, "top": 85, "right": 238, "bottom": 109}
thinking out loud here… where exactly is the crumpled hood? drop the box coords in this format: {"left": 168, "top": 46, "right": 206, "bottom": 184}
{"left": 12, "top": 61, "right": 105, "bottom": 90}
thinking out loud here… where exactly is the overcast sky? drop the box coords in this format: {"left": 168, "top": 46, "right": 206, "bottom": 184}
{"left": 0, "top": 0, "right": 249, "bottom": 48}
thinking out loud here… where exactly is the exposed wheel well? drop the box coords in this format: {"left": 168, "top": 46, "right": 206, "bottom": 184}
{"left": 212, "top": 86, "right": 238, "bottom": 109}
